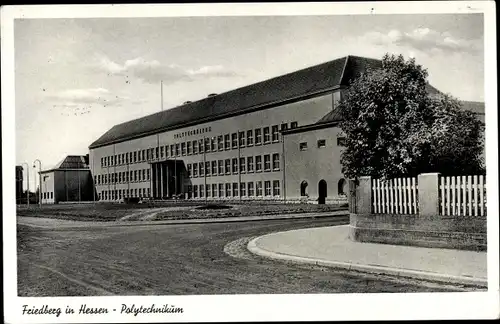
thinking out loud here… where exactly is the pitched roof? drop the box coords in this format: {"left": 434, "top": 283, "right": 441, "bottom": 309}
{"left": 460, "top": 101, "right": 485, "bottom": 114}
{"left": 41, "top": 155, "right": 89, "bottom": 173}
{"left": 89, "top": 55, "right": 384, "bottom": 149}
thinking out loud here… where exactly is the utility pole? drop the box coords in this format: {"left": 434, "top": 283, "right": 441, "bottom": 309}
{"left": 203, "top": 137, "right": 207, "bottom": 204}
{"left": 238, "top": 135, "right": 241, "bottom": 203}
{"left": 33, "top": 159, "right": 42, "bottom": 207}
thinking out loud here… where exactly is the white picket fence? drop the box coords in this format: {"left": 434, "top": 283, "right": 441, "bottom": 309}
{"left": 372, "top": 178, "right": 418, "bottom": 214}
{"left": 440, "top": 175, "right": 487, "bottom": 216}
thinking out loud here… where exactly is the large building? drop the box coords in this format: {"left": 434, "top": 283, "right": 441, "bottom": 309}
{"left": 39, "top": 155, "right": 94, "bottom": 204}
{"left": 89, "top": 55, "right": 484, "bottom": 204}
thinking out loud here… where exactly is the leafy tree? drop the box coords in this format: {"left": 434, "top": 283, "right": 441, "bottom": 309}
{"left": 339, "top": 54, "right": 485, "bottom": 179}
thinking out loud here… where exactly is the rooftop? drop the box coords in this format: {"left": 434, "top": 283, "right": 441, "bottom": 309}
{"left": 89, "top": 55, "right": 385, "bottom": 149}
{"left": 41, "top": 155, "right": 90, "bottom": 173}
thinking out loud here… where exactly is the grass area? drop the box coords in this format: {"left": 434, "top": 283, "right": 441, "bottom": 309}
{"left": 16, "top": 201, "right": 348, "bottom": 222}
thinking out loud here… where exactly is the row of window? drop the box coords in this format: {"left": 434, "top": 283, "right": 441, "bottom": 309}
{"left": 100, "top": 122, "right": 298, "bottom": 168}
{"left": 96, "top": 169, "right": 150, "bottom": 185}
{"left": 187, "top": 153, "right": 280, "bottom": 178}
{"left": 299, "top": 137, "right": 345, "bottom": 151}
{"left": 42, "top": 192, "right": 54, "bottom": 200}
{"left": 100, "top": 188, "right": 151, "bottom": 201}
{"left": 187, "top": 180, "right": 281, "bottom": 199}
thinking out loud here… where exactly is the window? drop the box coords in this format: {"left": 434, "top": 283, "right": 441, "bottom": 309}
{"left": 239, "top": 157, "right": 246, "bottom": 173}
{"left": 206, "top": 184, "right": 211, "bottom": 198}
{"left": 155, "top": 147, "right": 159, "bottom": 159}
{"left": 337, "top": 137, "right": 346, "bottom": 147}
{"left": 187, "top": 185, "right": 192, "bottom": 199}
{"left": 193, "top": 185, "right": 198, "bottom": 198}
{"left": 225, "top": 159, "right": 231, "bottom": 174}
{"left": 147, "top": 188, "right": 151, "bottom": 197}
{"left": 118, "top": 172, "right": 122, "bottom": 183}
{"left": 181, "top": 142, "right": 186, "bottom": 155}
{"left": 301, "top": 181, "right": 308, "bottom": 196}
{"left": 170, "top": 145, "right": 175, "bottom": 157}
{"left": 211, "top": 137, "right": 216, "bottom": 151}
{"left": 231, "top": 133, "right": 238, "bottom": 149}
{"left": 273, "top": 180, "right": 281, "bottom": 196}
{"left": 256, "top": 181, "right": 263, "bottom": 196}
{"left": 255, "top": 128, "right": 262, "bottom": 145}
{"left": 199, "top": 162, "right": 204, "bottom": 177}
{"left": 217, "top": 135, "right": 224, "bottom": 151}
{"left": 142, "top": 169, "right": 146, "bottom": 181}
{"left": 232, "top": 182, "right": 238, "bottom": 197}
{"left": 165, "top": 146, "right": 169, "bottom": 158}
{"left": 225, "top": 183, "right": 231, "bottom": 197}
{"left": 272, "top": 153, "right": 280, "bottom": 170}
{"left": 272, "top": 125, "right": 279, "bottom": 142}
{"left": 187, "top": 164, "right": 192, "bottom": 177}
{"left": 299, "top": 142, "right": 308, "bottom": 151}
{"left": 146, "top": 149, "right": 151, "bottom": 161}
{"left": 125, "top": 172, "right": 129, "bottom": 182}
{"left": 175, "top": 144, "right": 180, "bottom": 156}
{"left": 192, "top": 140, "right": 198, "bottom": 154}
{"left": 239, "top": 131, "right": 245, "bottom": 147}
{"left": 134, "top": 170, "right": 138, "bottom": 181}
{"left": 256, "top": 155, "right": 262, "bottom": 172}
{"left": 160, "top": 146, "right": 165, "bottom": 158}
{"left": 212, "top": 184, "right": 218, "bottom": 198}
{"left": 205, "top": 138, "right": 210, "bottom": 152}
{"left": 224, "top": 134, "right": 230, "bottom": 150}
{"left": 247, "top": 130, "right": 254, "bottom": 146}
{"left": 317, "top": 139, "right": 326, "bottom": 148}
{"left": 247, "top": 156, "right": 254, "bottom": 172}
{"left": 147, "top": 169, "right": 150, "bottom": 180}
{"left": 263, "top": 127, "right": 270, "bottom": 143}
{"left": 198, "top": 140, "right": 204, "bottom": 153}
{"left": 232, "top": 158, "right": 238, "bottom": 174}
{"left": 205, "top": 161, "right": 210, "bottom": 176}
{"left": 265, "top": 181, "right": 271, "bottom": 196}
{"left": 248, "top": 182, "right": 254, "bottom": 196}
{"left": 193, "top": 163, "right": 198, "bottom": 177}
{"left": 219, "top": 183, "right": 224, "bottom": 198}
{"left": 264, "top": 154, "right": 271, "bottom": 171}
{"left": 281, "top": 123, "right": 288, "bottom": 131}
{"left": 138, "top": 170, "right": 142, "bottom": 181}
{"left": 200, "top": 184, "right": 205, "bottom": 198}
{"left": 218, "top": 160, "right": 224, "bottom": 175}
{"left": 211, "top": 161, "right": 217, "bottom": 175}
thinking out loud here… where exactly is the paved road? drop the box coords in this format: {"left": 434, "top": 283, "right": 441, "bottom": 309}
{"left": 17, "top": 216, "right": 460, "bottom": 296}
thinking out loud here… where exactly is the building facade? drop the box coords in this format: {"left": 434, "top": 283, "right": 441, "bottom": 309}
{"left": 39, "top": 155, "right": 94, "bottom": 204}
{"left": 89, "top": 55, "right": 484, "bottom": 204}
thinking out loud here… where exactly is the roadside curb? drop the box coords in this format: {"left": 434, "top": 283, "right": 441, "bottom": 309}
{"left": 247, "top": 235, "right": 487, "bottom": 288}
{"left": 17, "top": 211, "right": 349, "bottom": 229}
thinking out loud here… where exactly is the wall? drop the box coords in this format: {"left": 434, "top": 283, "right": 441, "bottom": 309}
{"left": 50, "top": 170, "right": 93, "bottom": 203}
{"left": 89, "top": 92, "right": 338, "bottom": 201}
{"left": 283, "top": 126, "right": 347, "bottom": 204}
{"left": 348, "top": 175, "right": 487, "bottom": 251}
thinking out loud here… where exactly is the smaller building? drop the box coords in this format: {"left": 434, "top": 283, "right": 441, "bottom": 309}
{"left": 39, "top": 155, "right": 95, "bottom": 204}
{"left": 16, "top": 165, "right": 24, "bottom": 204}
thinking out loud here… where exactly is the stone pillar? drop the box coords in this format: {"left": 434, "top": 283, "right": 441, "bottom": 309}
{"left": 356, "top": 176, "right": 372, "bottom": 214}
{"left": 418, "top": 173, "right": 441, "bottom": 217}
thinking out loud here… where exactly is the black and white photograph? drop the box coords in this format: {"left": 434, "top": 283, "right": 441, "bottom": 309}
{"left": 2, "top": 2, "right": 499, "bottom": 322}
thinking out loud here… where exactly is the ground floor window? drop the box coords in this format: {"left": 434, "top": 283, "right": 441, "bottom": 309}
{"left": 256, "top": 181, "right": 263, "bottom": 196}
{"left": 264, "top": 181, "right": 271, "bottom": 196}
{"left": 273, "top": 180, "right": 281, "bottom": 196}
{"left": 301, "top": 181, "right": 308, "bottom": 196}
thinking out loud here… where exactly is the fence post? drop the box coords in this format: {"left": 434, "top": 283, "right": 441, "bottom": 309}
{"left": 417, "top": 173, "right": 440, "bottom": 217}
{"left": 356, "top": 176, "right": 372, "bottom": 214}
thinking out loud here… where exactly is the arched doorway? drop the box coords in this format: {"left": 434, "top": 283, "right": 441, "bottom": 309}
{"left": 300, "top": 181, "right": 308, "bottom": 197}
{"left": 318, "top": 180, "right": 327, "bottom": 204}
{"left": 338, "top": 178, "right": 347, "bottom": 196}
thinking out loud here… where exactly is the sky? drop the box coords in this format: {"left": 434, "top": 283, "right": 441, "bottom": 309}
{"left": 14, "top": 13, "right": 484, "bottom": 191}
